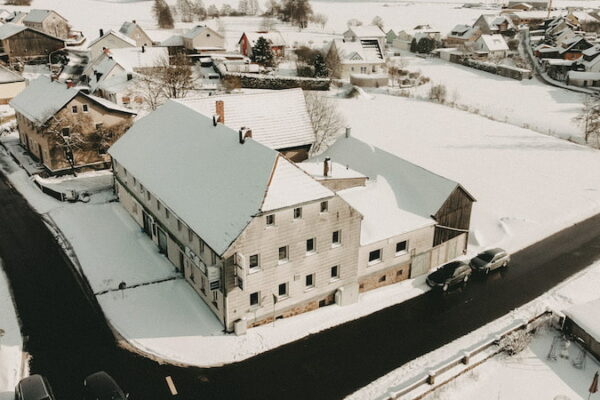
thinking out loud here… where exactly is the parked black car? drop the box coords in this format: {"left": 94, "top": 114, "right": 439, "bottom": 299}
{"left": 83, "top": 372, "right": 127, "bottom": 400}
{"left": 470, "top": 248, "right": 510, "bottom": 274}
{"left": 426, "top": 261, "right": 472, "bottom": 291}
{"left": 15, "top": 375, "right": 55, "bottom": 400}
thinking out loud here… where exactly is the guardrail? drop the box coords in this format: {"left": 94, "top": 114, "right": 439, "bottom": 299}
{"left": 376, "top": 310, "right": 554, "bottom": 400}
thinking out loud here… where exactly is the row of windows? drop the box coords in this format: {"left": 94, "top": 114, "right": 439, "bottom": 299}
{"left": 248, "top": 230, "right": 342, "bottom": 270}
{"left": 265, "top": 201, "right": 329, "bottom": 226}
{"left": 249, "top": 266, "right": 340, "bottom": 306}
{"left": 368, "top": 240, "right": 408, "bottom": 265}
{"left": 71, "top": 104, "right": 90, "bottom": 114}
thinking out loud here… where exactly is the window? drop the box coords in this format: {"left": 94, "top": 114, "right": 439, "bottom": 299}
{"left": 165, "top": 208, "right": 170, "bottom": 219}
{"left": 188, "top": 228, "right": 194, "bottom": 243}
{"left": 379, "top": 275, "right": 387, "bottom": 283}
{"left": 360, "top": 66, "right": 367, "bottom": 74}
{"left": 250, "top": 291, "right": 260, "bottom": 306}
{"left": 278, "top": 246, "right": 288, "bottom": 263}
{"left": 156, "top": 200, "right": 161, "bottom": 211}
{"left": 95, "top": 123, "right": 103, "bottom": 130}
{"left": 395, "top": 240, "right": 408, "bottom": 255}
{"left": 211, "top": 252, "right": 217, "bottom": 265}
{"left": 278, "top": 282, "right": 288, "bottom": 297}
{"left": 331, "top": 265, "right": 339, "bottom": 279}
{"left": 177, "top": 219, "right": 182, "bottom": 231}
{"left": 306, "top": 238, "right": 315, "bottom": 254}
{"left": 332, "top": 230, "right": 341, "bottom": 246}
{"left": 305, "top": 273, "right": 315, "bottom": 288}
{"left": 249, "top": 254, "right": 259, "bottom": 270}
{"left": 266, "top": 214, "right": 275, "bottom": 226}
{"left": 133, "top": 177, "right": 137, "bottom": 186}
{"left": 293, "top": 207, "right": 302, "bottom": 219}
{"left": 82, "top": 104, "right": 89, "bottom": 113}
{"left": 369, "top": 249, "right": 382, "bottom": 264}
{"left": 320, "top": 201, "right": 328, "bottom": 213}
{"left": 146, "top": 191, "right": 151, "bottom": 201}
{"left": 61, "top": 127, "right": 70, "bottom": 137}
{"left": 71, "top": 105, "right": 78, "bottom": 113}
{"left": 199, "top": 239, "right": 205, "bottom": 253}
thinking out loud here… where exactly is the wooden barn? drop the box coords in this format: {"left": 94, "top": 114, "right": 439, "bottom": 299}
{"left": 433, "top": 185, "right": 475, "bottom": 246}
{"left": 0, "top": 24, "right": 64, "bottom": 63}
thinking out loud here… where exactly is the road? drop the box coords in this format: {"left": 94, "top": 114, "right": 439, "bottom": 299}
{"left": 1, "top": 170, "right": 600, "bottom": 400}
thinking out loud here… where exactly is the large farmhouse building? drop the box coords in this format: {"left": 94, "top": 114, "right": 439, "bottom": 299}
{"left": 0, "top": 23, "right": 64, "bottom": 63}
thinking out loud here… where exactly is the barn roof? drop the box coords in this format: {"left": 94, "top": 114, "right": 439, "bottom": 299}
{"left": 23, "top": 9, "right": 62, "bottom": 23}
{"left": 0, "top": 23, "right": 26, "bottom": 40}
{"left": 0, "top": 65, "right": 24, "bottom": 84}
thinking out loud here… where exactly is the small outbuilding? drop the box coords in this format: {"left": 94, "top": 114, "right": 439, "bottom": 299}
{"left": 0, "top": 65, "right": 25, "bottom": 103}
{"left": 563, "top": 298, "right": 600, "bottom": 361}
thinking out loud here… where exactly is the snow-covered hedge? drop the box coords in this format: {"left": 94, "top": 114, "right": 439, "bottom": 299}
{"left": 224, "top": 72, "right": 330, "bottom": 91}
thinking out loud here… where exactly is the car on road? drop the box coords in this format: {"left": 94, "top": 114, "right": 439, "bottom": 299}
{"left": 15, "top": 374, "right": 56, "bottom": 400}
{"left": 426, "top": 261, "right": 472, "bottom": 291}
{"left": 470, "top": 248, "right": 510, "bottom": 275}
{"left": 83, "top": 371, "right": 127, "bottom": 400}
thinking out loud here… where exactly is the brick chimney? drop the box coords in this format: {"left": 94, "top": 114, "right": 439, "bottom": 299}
{"left": 66, "top": 79, "right": 75, "bottom": 88}
{"left": 215, "top": 100, "right": 225, "bottom": 124}
{"left": 99, "top": 28, "right": 104, "bottom": 37}
{"left": 323, "top": 157, "right": 331, "bottom": 177}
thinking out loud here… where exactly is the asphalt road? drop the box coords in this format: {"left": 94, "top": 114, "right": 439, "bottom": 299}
{"left": 1, "top": 170, "right": 600, "bottom": 400}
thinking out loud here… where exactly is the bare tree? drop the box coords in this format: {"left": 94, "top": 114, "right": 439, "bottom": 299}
{"left": 371, "top": 16, "right": 384, "bottom": 30}
{"left": 428, "top": 83, "right": 447, "bottom": 103}
{"left": 260, "top": 16, "right": 277, "bottom": 31}
{"left": 325, "top": 47, "right": 341, "bottom": 78}
{"left": 139, "top": 55, "right": 197, "bottom": 109}
{"left": 311, "top": 13, "right": 328, "bottom": 30}
{"left": 347, "top": 18, "right": 363, "bottom": 27}
{"left": 574, "top": 96, "right": 600, "bottom": 148}
{"left": 177, "top": 0, "right": 195, "bottom": 22}
{"left": 304, "top": 92, "right": 346, "bottom": 155}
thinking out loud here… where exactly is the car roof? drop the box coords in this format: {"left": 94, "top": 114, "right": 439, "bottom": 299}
{"left": 18, "top": 375, "right": 50, "bottom": 400}
{"left": 482, "top": 248, "right": 505, "bottom": 256}
{"left": 84, "top": 372, "right": 125, "bottom": 399}
{"left": 442, "top": 261, "right": 467, "bottom": 270}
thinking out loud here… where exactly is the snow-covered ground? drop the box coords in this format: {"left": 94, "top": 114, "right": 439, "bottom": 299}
{"left": 392, "top": 54, "right": 585, "bottom": 140}
{"left": 0, "top": 263, "right": 24, "bottom": 400}
{"left": 335, "top": 93, "right": 600, "bottom": 255}
{"left": 349, "top": 259, "right": 600, "bottom": 400}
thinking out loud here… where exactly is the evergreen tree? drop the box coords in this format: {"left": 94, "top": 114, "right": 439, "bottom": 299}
{"left": 313, "top": 53, "right": 327, "bottom": 77}
{"left": 410, "top": 38, "right": 417, "bottom": 53}
{"left": 252, "top": 36, "right": 275, "bottom": 67}
{"left": 153, "top": 0, "right": 175, "bottom": 29}
{"left": 416, "top": 37, "right": 435, "bottom": 54}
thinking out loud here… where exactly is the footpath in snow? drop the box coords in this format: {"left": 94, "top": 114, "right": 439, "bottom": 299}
{"left": 0, "top": 263, "right": 24, "bottom": 400}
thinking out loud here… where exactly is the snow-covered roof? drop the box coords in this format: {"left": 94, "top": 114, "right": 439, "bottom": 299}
{"left": 568, "top": 71, "right": 600, "bottom": 80}
{"left": 118, "top": 21, "right": 148, "bottom": 39}
{"left": 478, "top": 34, "right": 509, "bottom": 51}
{"left": 0, "top": 23, "right": 26, "bottom": 40}
{"left": 0, "top": 65, "right": 24, "bottom": 84}
{"left": 310, "top": 136, "right": 470, "bottom": 221}
{"left": 109, "top": 101, "right": 331, "bottom": 255}
{"left": 332, "top": 39, "right": 385, "bottom": 63}
{"left": 582, "top": 45, "right": 600, "bottom": 57}
{"left": 183, "top": 25, "right": 223, "bottom": 40}
{"left": 176, "top": 89, "right": 315, "bottom": 151}
{"left": 161, "top": 34, "right": 183, "bottom": 47}
{"left": 240, "top": 31, "right": 286, "bottom": 47}
{"left": 88, "top": 30, "right": 136, "bottom": 49}
{"left": 106, "top": 47, "right": 168, "bottom": 70}
{"left": 23, "top": 9, "right": 64, "bottom": 24}
{"left": 9, "top": 76, "right": 135, "bottom": 126}
{"left": 298, "top": 161, "right": 365, "bottom": 180}
{"left": 564, "top": 298, "right": 600, "bottom": 342}
{"left": 345, "top": 26, "right": 385, "bottom": 38}
{"left": 450, "top": 24, "right": 472, "bottom": 35}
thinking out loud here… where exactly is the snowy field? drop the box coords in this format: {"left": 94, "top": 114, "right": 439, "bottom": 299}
{"left": 394, "top": 54, "right": 585, "bottom": 140}
{"left": 0, "top": 264, "right": 24, "bottom": 400}
{"left": 335, "top": 93, "right": 600, "bottom": 255}
{"left": 349, "top": 259, "right": 600, "bottom": 400}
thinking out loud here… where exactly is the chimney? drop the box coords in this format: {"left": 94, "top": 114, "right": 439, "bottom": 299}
{"left": 66, "top": 79, "right": 74, "bottom": 88}
{"left": 239, "top": 127, "right": 252, "bottom": 144}
{"left": 141, "top": 45, "right": 145, "bottom": 53}
{"left": 345, "top": 127, "right": 351, "bottom": 138}
{"left": 132, "top": 19, "right": 136, "bottom": 24}
{"left": 215, "top": 100, "right": 224, "bottom": 124}
{"left": 99, "top": 28, "right": 104, "bottom": 37}
{"left": 103, "top": 47, "right": 110, "bottom": 55}
{"left": 323, "top": 157, "right": 331, "bottom": 177}
{"left": 244, "top": 129, "right": 252, "bottom": 141}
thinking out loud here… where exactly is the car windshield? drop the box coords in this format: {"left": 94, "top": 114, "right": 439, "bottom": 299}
{"left": 477, "top": 252, "right": 495, "bottom": 262}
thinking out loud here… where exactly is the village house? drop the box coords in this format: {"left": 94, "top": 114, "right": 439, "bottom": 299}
{"left": 327, "top": 38, "right": 386, "bottom": 82}
{"left": 0, "top": 24, "right": 64, "bottom": 63}
{"left": 385, "top": 29, "right": 398, "bottom": 46}
{"left": 87, "top": 29, "right": 136, "bottom": 60}
{"left": 474, "top": 34, "right": 510, "bottom": 58}
{"left": 566, "top": 70, "right": 600, "bottom": 87}
{"left": 10, "top": 77, "right": 136, "bottom": 175}
{"left": 175, "top": 89, "right": 315, "bottom": 162}
{"left": 161, "top": 25, "right": 225, "bottom": 57}
{"left": 109, "top": 100, "right": 362, "bottom": 332}
{"left": 558, "top": 35, "right": 593, "bottom": 60}
{"left": 118, "top": 20, "right": 153, "bottom": 47}
{"left": 502, "top": 10, "right": 547, "bottom": 26}
{"left": 22, "top": 10, "right": 70, "bottom": 40}
{"left": 446, "top": 24, "right": 480, "bottom": 47}
{"left": 0, "top": 65, "right": 25, "bottom": 104}
{"left": 300, "top": 135, "right": 474, "bottom": 292}
{"left": 507, "top": 0, "right": 548, "bottom": 10}
{"left": 393, "top": 25, "right": 441, "bottom": 50}
{"left": 473, "top": 14, "right": 516, "bottom": 36}
{"left": 238, "top": 31, "right": 286, "bottom": 58}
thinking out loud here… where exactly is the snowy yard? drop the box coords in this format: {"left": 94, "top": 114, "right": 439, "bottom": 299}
{"left": 0, "top": 264, "right": 24, "bottom": 400}
{"left": 335, "top": 93, "right": 600, "bottom": 255}
{"left": 393, "top": 54, "right": 586, "bottom": 140}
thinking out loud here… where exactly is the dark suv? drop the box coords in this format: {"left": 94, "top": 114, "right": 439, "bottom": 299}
{"left": 15, "top": 375, "right": 55, "bottom": 400}
{"left": 83, "top": 372, "right": 127, "bottom": 400}
{"left": 426, "top": 261, "right": 472, "bottom": 291}
{"left": 470, "top": 248, "right": 510, "bottom": 275}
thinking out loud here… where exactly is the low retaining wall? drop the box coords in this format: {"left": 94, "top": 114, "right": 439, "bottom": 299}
{"left": 223, "top": 72, "right": 330, "bottom": 90}
{"left": 460, "top": 57, "right": 533, "bottom": 80}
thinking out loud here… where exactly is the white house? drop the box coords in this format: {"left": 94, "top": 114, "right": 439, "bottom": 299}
{"left": 118, "top": 20, "right": 154, "bottom": 47}
{"left": 474, "top": 34, "right": 510, "bottom": 58}
{"left": 327, "top": 38, "right": 386, "bottom": 80}
{"left": 343, "top": 25, "right": 386, "bottom": 53}
{"left": 87, "top": 29, "right": 136, "bottom": 60}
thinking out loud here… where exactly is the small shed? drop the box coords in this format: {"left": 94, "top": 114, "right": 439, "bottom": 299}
{"left": 563, "top": 298, "right": 600, "bottom": 361}
{"left": 0, "top": 65, "right": 25, "bottom": 103}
